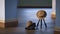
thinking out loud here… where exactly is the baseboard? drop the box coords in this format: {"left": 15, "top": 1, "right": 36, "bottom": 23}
{"left": 54, "top": 31, "right": 60, "bottom": 34}
{"left": 55, "top": 27, "right": 60, "bottom": 31}
{"left": 54, "top": 27, "right": 60, "bottom": 34}
{"left": 5, "top": 20, "right": 18, "bottom": 28}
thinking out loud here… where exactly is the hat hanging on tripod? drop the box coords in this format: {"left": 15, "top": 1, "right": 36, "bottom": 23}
{"left": 36, "top": 10, "right": 47, "bottom": 19}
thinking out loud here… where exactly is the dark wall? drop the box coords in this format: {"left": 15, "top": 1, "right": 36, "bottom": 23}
{"left": 56, "top": 0, "right": 60, "bottom": 27}
{"left": 5, "top": 0, "right": 17, "bottom": 20}
{"left": 17, "top": 0, "right": 52, "bottom": 8}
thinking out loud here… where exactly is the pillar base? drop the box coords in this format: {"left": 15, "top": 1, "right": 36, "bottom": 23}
{"left": 0, "top": 22, "right": 5, "bottom": 29}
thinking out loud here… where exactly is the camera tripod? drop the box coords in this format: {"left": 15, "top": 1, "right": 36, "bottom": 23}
{"left": 36, "top": 19, "right": 47, "bottom": 29}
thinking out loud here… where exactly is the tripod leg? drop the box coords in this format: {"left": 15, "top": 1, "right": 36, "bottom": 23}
{"left": 43, "top": 19, "right": 47, "bottom": 29}
{"left": 40, "top": 19, "right": 42, "bottom": 29}
{"left": 36, "top": 19, "right": 40, "bottom": 28}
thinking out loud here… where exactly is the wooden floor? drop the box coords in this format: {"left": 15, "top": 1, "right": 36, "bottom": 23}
{"left": 0, "top": 23, "right": 60, "bottom": 34}
{"left": 0, "top": 8, "right": 60, "bottom": 34}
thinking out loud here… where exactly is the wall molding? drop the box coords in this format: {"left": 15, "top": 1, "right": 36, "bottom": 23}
{"left": 55, "top": 26, "right": 60, "bottom": 31}
{"left": 5, "top": 18, "right": 18, "bottom": 28}
{"left": 5, "top": 18, "right": 17, "bottom": 22}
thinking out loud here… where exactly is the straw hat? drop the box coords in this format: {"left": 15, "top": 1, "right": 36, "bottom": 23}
{"left": 36, "top": 10, "right": 47, "bottom": 19}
